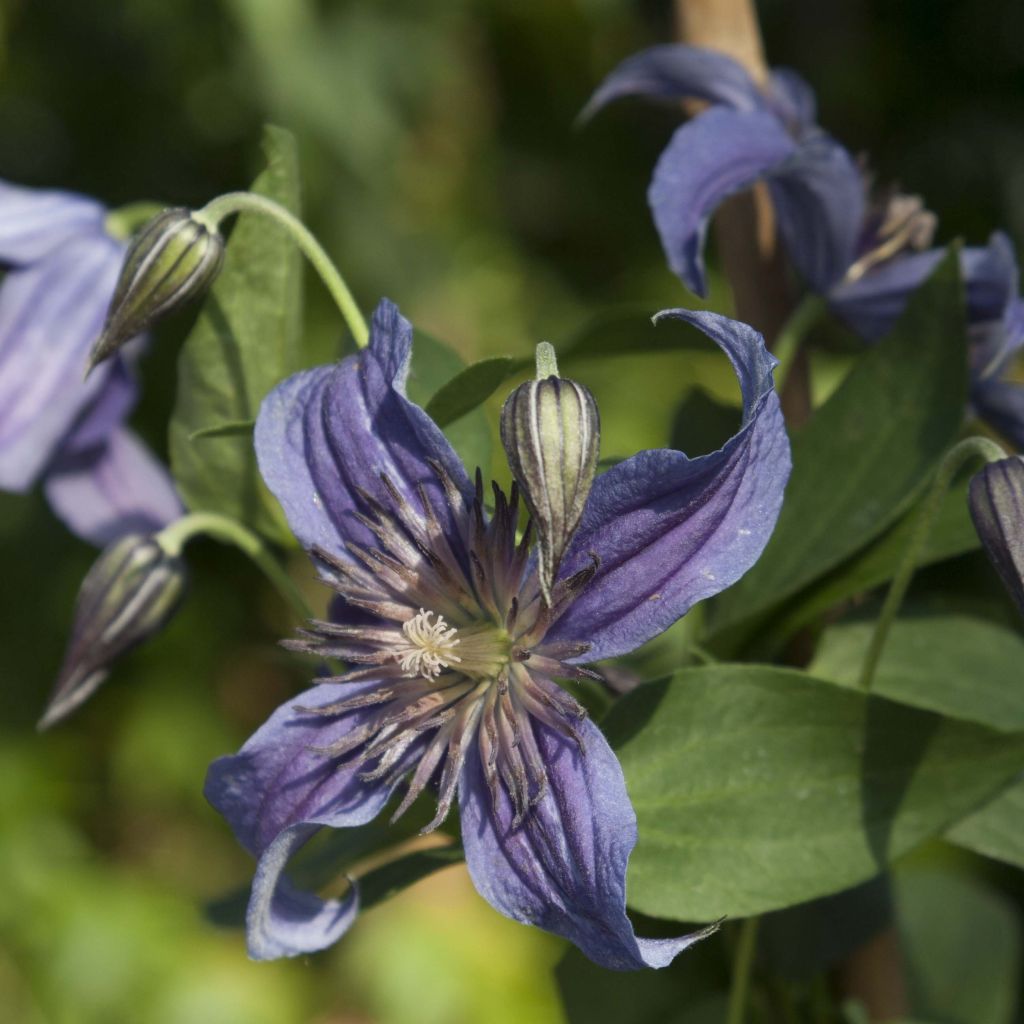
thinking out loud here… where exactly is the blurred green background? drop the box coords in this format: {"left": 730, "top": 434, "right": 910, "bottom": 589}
{"left": 2, "top": 1, "right": 1024, "bottom": 1021}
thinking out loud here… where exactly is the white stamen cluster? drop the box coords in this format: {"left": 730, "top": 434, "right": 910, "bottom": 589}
{"left": 394, "top": 609, "right": 462, "bottom": 679}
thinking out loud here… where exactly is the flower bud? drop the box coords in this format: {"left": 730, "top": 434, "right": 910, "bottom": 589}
{"left": 968, "top": 456, "right": 1024, "bottom": 617}
{"left": 38, "top": 533, "right": 186, "bottom": 730}
{"left": 500, "top": 343, "right": 600, "bottom": 603}
{"left": 87, "top": 207, "right": 224, "bottom": 372}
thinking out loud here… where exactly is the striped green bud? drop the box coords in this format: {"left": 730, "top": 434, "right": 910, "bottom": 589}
{"left": 500, "top": 343, "right": 600, "bottom": 604}
{"left": 38, "top": 533, "right": 186, "bottom": 730}
{"left": 87, "top": 207, "right": 224, "bottom": 373}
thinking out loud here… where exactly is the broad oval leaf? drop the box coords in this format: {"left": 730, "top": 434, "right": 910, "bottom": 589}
{"left": 710, "top": 249, "right": 968, "bottom": 635}
{"left": 168, "top": 125, "right": 303, "bottom": 544}
{"left": 809, "top": 613, "right": 1024, "bottom": 732}
{"left": 605, "top": 664, "right": 1024, "bottom": 921}
{"left": 947, "top": 779, "right": 1024, "bottom": 870}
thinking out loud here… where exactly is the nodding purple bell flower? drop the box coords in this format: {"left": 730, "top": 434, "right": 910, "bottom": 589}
{"left": 583, "top": 45, "right": 1024, "bottom": 444}
{"left": 0, "top": 181, "right": 181, "bottom": 545}
{"left": 204, "top": 298, "right": 791, "bottom": 967}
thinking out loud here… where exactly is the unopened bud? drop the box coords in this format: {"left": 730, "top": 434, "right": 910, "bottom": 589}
{"left": 500, "top": 343, "right": 600, "bottom": 603}
{"left": 968, "top": 456, "right": 1024, "bottom": 617}
{"left": 87, "top": 207, "right": 224, "bottom": 372}
{"left": 38, "top": 533, "right": 186, "bottom": 730}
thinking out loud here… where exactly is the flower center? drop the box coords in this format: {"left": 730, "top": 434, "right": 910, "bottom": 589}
{"left": 394, "top": 609, "right": 461, "bottom": 678}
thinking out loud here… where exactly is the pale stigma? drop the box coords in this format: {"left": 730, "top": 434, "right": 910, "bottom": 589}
{"left": 394, "top": 609, "right": 462, "bottom": 678}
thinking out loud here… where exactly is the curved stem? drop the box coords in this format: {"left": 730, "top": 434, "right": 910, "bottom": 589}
{"left": 198, "top": 191, "right": 369, "bottom": 348}
{"left": 773, "top": 294, "right": 827, "bottom": 395}
{"left": 726, "top": 915, "right": 761, "bottom": 1024}
{"left": 157, "top": 512, "right": 313, "bottom": 622}
{"left": 858, "top": 435, "right": 1008, "bottom": 690}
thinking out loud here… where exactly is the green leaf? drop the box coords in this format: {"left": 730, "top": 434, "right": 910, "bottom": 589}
{"left": 187, "top": 419, "right": 255, "bottom": 442}
{"left": 409, "top": 330, "right": 492, "bottom": 474}
{"left": 604, "top": 664, "right": 1024, "bottom": 921}
{"left": 710, "top": 249, "right": 968, "bottom": 635}
{"left": 947, "top": 779, "right": 1024, "bottom": 869}
{"left": 425, "top": 356, "right": 527, "bottom": 428}
{"left": 809, "top": 613, "right": 1024, "bottom": 732}
{"left": 728, "top": 476, "right": 979, "bottom": 658}
{"left": 896, "top": 869, "right": 1021, "bottom": 1024}
{"left": 168, "top": 125, "right": 303, "bottom": 544}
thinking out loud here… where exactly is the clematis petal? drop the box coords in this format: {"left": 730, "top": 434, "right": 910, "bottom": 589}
{"left": 648, "top": 108, "right": 796, "bottom": 296}
{"left": 204, "top": 681, "right": 413, "bottom": 960}
{"left": 44, "top": 427, "right": 182, "bottom": 546}
{"left": 547, "top": 310, "right": 790, "bottom": 662}
{"left": 768, "top": 67, "right": 818, "bottom": 130}
{"left": 459, "top": 714, "right": 718, "bottom": 970}
{"left": 579, "top": 43, "right": 765, "bottom": 123}
{"left": 256, "top": 298, "right": 473, "bottom": 560}
{"left": 0, "top": 233, "right": 123, "bottom": 490}
{"left": 767, "top": 128, "right": 864, "bottom": 292}
{"left": 0, "top": 181, "right": 107, "bottom": 265}
{"left": 972, "top": 378, "right": 1024, "bottom": 451}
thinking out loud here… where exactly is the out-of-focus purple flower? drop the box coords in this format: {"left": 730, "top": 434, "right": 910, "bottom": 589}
{"left": 584, "top": 45, "right": 1024, "bottom": 444}
{"left": 205, "top": 298, "right": 791, "bottom": 967}
{"left": 0, "top": 181, "right": 181, "bottom": 545}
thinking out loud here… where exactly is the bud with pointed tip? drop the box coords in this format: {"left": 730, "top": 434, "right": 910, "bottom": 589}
{"left": 38, "top": 533, "right": 186, "bottom": 730}
{"left": 87, "top": 207, "right": 224, "bottom": 373}
{"left": 969, "top": 456, "right": 1024, "bottom": 617}
{"left": 500, "top": 343, "right": 600, "bottom": 604}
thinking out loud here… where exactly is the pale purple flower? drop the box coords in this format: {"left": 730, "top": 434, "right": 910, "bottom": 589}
{"left": 584, "top": 45, "right": 1024, "bottom": 444}
{"left": 0, "top": 181, "right": 181, "bottom": 544}
{"left": 205, "top": 298, "right": 791, "bottom": 967}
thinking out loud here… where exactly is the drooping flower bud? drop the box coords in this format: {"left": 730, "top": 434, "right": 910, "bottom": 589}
{"left": 87, "top": 207, "right": 224, "bottom": 373}
{"left": 38, "top": 533, "right": 187, "bottom": 730}
{"left": 968, "top": 456, "right": 1024, "bottom": 617}
{"left": 500, "top": 343, "right": 600, "bottom": 603}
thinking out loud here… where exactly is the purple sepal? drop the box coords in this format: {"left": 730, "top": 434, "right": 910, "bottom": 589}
{"left": 648, "top": 108, "right": 796, "bottom": 296}
{"left": 547, "top": 310, "right": 790, "bottom": 662}
{"left": 768, "top": 67, "right": 818, "bottom": 130}
{"left": 204, "top": 681, "right": 414, "bottom": 960}
{"left": 255, "top": 299, "right": 473, "bottom": 561}
{"left": 459, "top": 714, "right": 718, "bottom": 970}
{"left": 579, "top": 44, "right": 764, "bottom": 124}
{"left": 44, "top": 428, "right": 182, "bottom": 547}
{"left": 0, "top": 181, "right": 107, "bottom": 264}
{"left": 968, "top": 457, "right": 1024, "bottom": 618}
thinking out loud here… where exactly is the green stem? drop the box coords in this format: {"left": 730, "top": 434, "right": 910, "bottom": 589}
{"left": 773, "top": 294, "right": 827, "bottom": 392}
{"left": 198, "top": 191, "right": 369, "bottom": 348}
{"left": 726, "top": 916, "right": 761, "bottom": 1024}
{"left": 157, "top": 512, "right": 313, "bottom": 622}
{"left": 857, "top": 435, "right": 1008, "bottom": 690}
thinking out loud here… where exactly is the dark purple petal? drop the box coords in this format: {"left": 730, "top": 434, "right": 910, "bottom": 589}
{"left": 767, "top": 128, "right": 864, "bottom": 292}
{"left": 580, "top": 44, "right": 765, "bottom": 123}
{"left": 255, "top": 298, "right": 473, "bottom": 559}
{"left": 459, "top": 714, "right": 717, "bottom": 970}
{"left": 648, "top": 108, "right": 796, "bottom": 296}
{"left": 968, "top": 457, "right": 1024, "bottom": 616}
{"left": 768, "top": 67, "right": 818, "bottom": 130}
{"left": 0, "top": 234, "right": 124, "bottom": 490}
{"left": 962, "top": 232, "right": 1020, "bottom": 324}
{"left": 547, "top": 310, "right": 790, "bottom": 662}
{"left": 973, "top": 378, "right": 1024, "bottom": 451}
{"left": 44, "top": 428, "right": 182, "bottom": 546}
{"left": 204, "top": 681, "right": 410, "bottom": 960}
{"left": 0, "top": 181, "right": 107, "bottom": 265}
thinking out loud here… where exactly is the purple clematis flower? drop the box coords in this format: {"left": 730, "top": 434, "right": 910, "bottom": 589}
{"left": 0, "top": 181, "right": 181, "bottom": 545}
{"left": 205, "top": 298, "right": 791, "bottom": 967}
{"left": 584, "top": 45, "right": 1024, "bottom": 444}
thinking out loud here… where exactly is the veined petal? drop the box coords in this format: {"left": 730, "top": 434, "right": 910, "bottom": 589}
{"left": 459, "top": 715, "right": 718, "bottom": 970}
{"left": 255, "top": 298, "right": 473, "bottom": 559}
{"left": 0, "top": 234, "right": 124, "bottom": 490}
{"left": 767, "top": 128, "right": 864, "bottom": 292}
{"left": 579, "top": 44, "right": 765, "bottom": 123}
{"left": 649, "top": 108, "right": 796, "bottom": 296}
{"left": 547, "top": 310, "right": 790, "bottom": 662}
{"left": 0, "top": 181, "right": 107, "bottom": 265}
{"left": 204, "top": 682, "right": 410, "bottom": 960}
{"left": 44, "top": 427, "right": 182, "bottom": 546}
